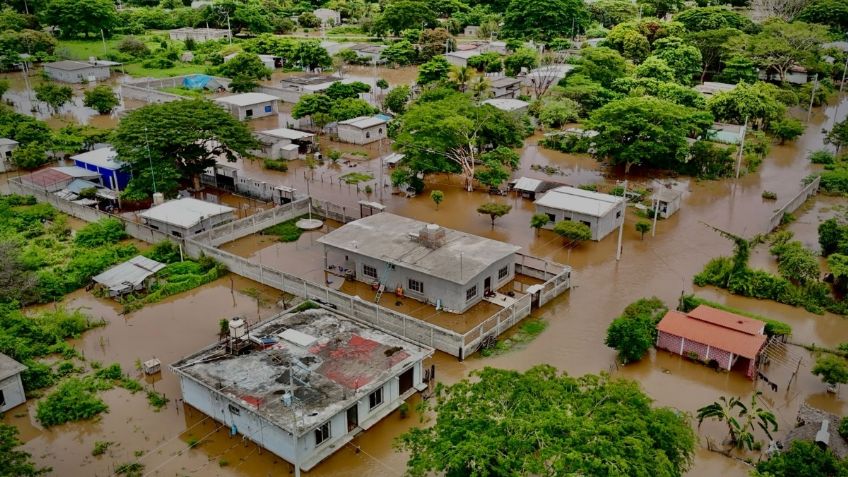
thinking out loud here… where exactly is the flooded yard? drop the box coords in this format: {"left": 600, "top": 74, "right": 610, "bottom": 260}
{"left": 3, "top": 82, "right": 848, "bottom": 476}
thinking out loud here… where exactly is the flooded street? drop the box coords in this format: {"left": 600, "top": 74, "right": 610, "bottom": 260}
{"left": 4, "top": 88, "right": 848, "bottom": 476}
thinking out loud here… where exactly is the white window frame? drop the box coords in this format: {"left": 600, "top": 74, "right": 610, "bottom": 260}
{"left": 498, "top": 266, "right": 509, "bottom": 280}
{"left": 466, "top": 285, "right": 478, "bottom": 301}
{"left": 369, "top": 387, "right": 384, "bottom": 410}
{"left": 408, "top": 279, "right": 424, "bottom": 294}
{"left": 363, "top": 264, "right": 377, "bottom": 279}
{"left": 315, "top": 421, "right": 331, "bottom": 447}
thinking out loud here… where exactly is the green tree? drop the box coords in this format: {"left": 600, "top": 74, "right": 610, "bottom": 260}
{"left": 417, "top": 56, "right": 451, "bottom": 85}
{"left": 827, "top": 253, "right": 848, "bottom": 293}
{"left": 329, "top": 97, "right": 378, "bottom": 122}
{"left": 539, "top": 98, "right": 581, "bottom": 128}
{"left": 635, "top": 56, "right": 677, "bottom": 83}
{"left": 0, "top": 423, "right": 49, "bottom": 477}
{"left": 697, "top": 392, "right": 778, "bottom": 451}
{"left": 447, "top": 65, "right": 475, "bottom": 92}
{"left": 717, "top": 55, "right": 758, "bottom": 84}
{"left": 686, "top": 28, "right": 743, "bottom": 83}
{"left": 295, "top": 41, "right": 332, "bottom": 71}
{"left": 770, "top": 237, "right": 820, "bottom": 285}
{"left": 530, "top": 213, "right": 549, "bottom": 236}
{"left": 502, "top": 0, "right": 589, "bottom": 40}
{"left": 376, "top": 79, "right": 389, "bottom": 90}
{"left": 818, "top": 218, "right": 844, "bottom": 256}
{"left": 394, "top": 91, "right": 524, "bottom": 191}
{"left": 297, "top": 11, "right": 320, "bottom": 28}
{"left": 228, "top": 76, "right": 259, "bottom": 93}
{"left": 707, "top": 82, "right": 785, "bottom": 130}
{"left": 606, "top": 312, "right": 654, "bottom": 363}
{"left": 827, "top": 118, "right": 848, "bottom": 153}
{"left": 770, "top": 117, "right": 804, "bottom": 144}
{"left": 378, "top": 0, "right": 436, "bottom": 36}
{"left": 503, "top": 47, "right": 538, "bottom": 76}
{"left": 82, "top": 85, "right": 119, "bottom": 115}
{"left": 797, "top": 0, "right": 848, "bottom": 33}
{"left": 477, "top": 202, "right": 512, "bottom": 228}
{"left": 381, "top": 40, "right": 418, "bottom": 66}
{"left": 418, "top": 28, "right": 454, "bottom": 61}
{"left": 640, "top": 0, "right": 683, "bottom": 17}
{"left": 652, "top": 37, "right": 702, "bottom": 84}
{"left": 11, "top": 142, "right": 49, "bottom": 170}
{"left": 113, "top": 99, "right": 258, "bottom": 196}
{"left": 674, "top": 7, "right": 756, "bottom": 32}
{"left": 325, "top": 81, "right": 371, "bottom": 100}
{"left": 589, "top": 96, "right": 713, "bottom": 172}
{"left": 573, "top": 47, "right": 630, "bottom": 88}
{"left": 588, "top": 0, "right": 638, "bottom": 27}
{"left": 396, "top": 365, "right": 696, "bottom": 477}
{"left": 217, "top": 52, "right": 272, "bottom": 81}
{"left": 430, "top": 190, "right": 444, "bottom": 209}
{"left": 755, "top": 440, "right": 848, "bottom": 477}
{"left": 812, "top": 354, "right": 848, "bottom": 388}
{"left": 43, "top": 0, "right": 117, "bottom": 38}
{"left": 384, "top": 85, "right": 411, "bottom": 114}
{"left": 635, "top": 220, "right": 651, "bottom": 239}
{"left": 34, "top": 82, "right": 73, "bottom": 114}
{"left": 0, "top": 79, "right": 9, "bottom": 98}
{"left": 292, "top": 94, "right": 333, "bottom": 122}
{"left": 553, "top": 220, "right": 592, "bottom": 245}
{"left": 734, "top": 20, "right": 830, "bottom": 83}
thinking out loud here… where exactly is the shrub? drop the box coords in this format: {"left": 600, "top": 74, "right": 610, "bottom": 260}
{"left": 92, "top": 440, "right": 112, "bottom": 456}
{"left": 761, "top": 191, "right": 777, "bottom": 200}
{"left": 115, "top": 462, "right": 144, "bottom": 476}
{"left": 74, "top": 218, "right": 127, "bottom": 248}
{"left": 143, "top": 241, "right": 181, "bottom": 264}
{"left": 840, "top": 417, "right": 848, "bottom": 440}
{"left": 263, "top": 159, "right": 288, "bottom": 172}
{"left": 117, "top": 37, "right": 150, "bottom": 57}
{"left": 147, "top": 390, "right": 169, "bottom": 410}
{"left": 36, "top": 378, "right": 109, "bottom": 427}
{"left": 810, "top": 150, "right": 835, "bottom": 164}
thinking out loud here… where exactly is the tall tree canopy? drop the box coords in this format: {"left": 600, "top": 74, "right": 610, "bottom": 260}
{"left": 377, "top": 0, "right": 436, "bottom": 36}
{"left": 796, "top": 0, "right": 848, "bottom": 32}
{"left": 501, "top": 0, "right": 589, "bottom": 40}
{"left": 674, "top": 7, "right": 757, "bottom": 32}
{"left": 113, "top": 99, "right": 258, "bottom": 198}
{"left": 43, "top": 0, "right": 117, "bottom": 38}
{"left": 733, "top": 19, "right": 829, "bottom": 82}
{"left": 706, "top": 81, "right": 785, "bottom": 129}
{"left": 393, "top": 89, "right": 524, "bottom": 190}
{"left": 217, "top": 52, "right": 272, "bottom": 81}
{"left": 588, "top": 96, "right": 713, "bottom": 172}
{"left": 397, "top": 365, "right": 696, "bottom": 477}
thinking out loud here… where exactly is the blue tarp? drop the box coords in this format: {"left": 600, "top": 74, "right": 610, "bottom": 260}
{"left": 183, "top": 74, "right": 213, "bottom": 90}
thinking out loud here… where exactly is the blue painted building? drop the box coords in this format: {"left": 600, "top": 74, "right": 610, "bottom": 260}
{"left": 72, "top": 147, "right": 131, "bottom": 191}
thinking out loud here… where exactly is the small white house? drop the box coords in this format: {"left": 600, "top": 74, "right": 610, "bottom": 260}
{"left": 337, "top": 116, "right": 388, "bottom": 145}
{"left": 172, "top": 307, "right": 432, "bottom": 473}
{"left": 0, "top": 138, "right": 18, "bottom": 173}
{"left": 445, "top": 50, "right": 481, "bottom": 68}
{"left": 482, "top": 98, "right": 529, "bottom": 115}
{"left": 253, "top": 128, "right": 316, "bottom": 160}
{"left": 534, "top": 186, "right": 625, "bottom": 241}
{"left": 215, "top": 93, "right": 279, "bottom": 121}
{"left": 139, "top": 197, "right": 235, "bottom": 238}
{"left": 43, "top": 60, "right": 116, "bottom": 83}
{"left": 652, "top": 187, "right": 683, "bottom": 219}
{"left": 168, "top": 27, "right": 231, "bottom": 42}
{"left": 0, "top": 353, "right": 27, "bottom": 413}
{"left": 313, "top": 8, "right": 341, "bottom": 26}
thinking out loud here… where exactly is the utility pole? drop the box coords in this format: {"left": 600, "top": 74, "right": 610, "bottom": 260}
{"left": 735, "top": 116, "right": 748, "bottom": 179}
{"left": 840, "top": 52, "right": 848, "bottom": 94}
{"left": 144, "top": 127, "right": 157, "bottom": 194}
{"left": 100, "top": 29, "right": 108, "bottom": 59}
{"left": 616, "top": 179, "right": 626, "bottom": 261}
{"left": 651, "top": 194, "right": 659, "bottom": 237}
{"left": 807, "top": 73, "right": 819, "bottom": 123}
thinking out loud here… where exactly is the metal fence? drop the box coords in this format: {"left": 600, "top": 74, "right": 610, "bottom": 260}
{"left": 766, "top": 176, "right": 820, "bottom": 232}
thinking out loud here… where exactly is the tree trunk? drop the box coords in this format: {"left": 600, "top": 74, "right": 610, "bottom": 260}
{"left": 193, "top": 173, "right": 201, "bottom": 191}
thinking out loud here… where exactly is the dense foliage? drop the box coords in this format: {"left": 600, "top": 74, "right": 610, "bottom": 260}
{"left": 0, "top": 423, "right": 49, "bottom": 476}
{"left": 605, "top": 297, "right": 667, "bottom": 363}
{"left": 754, "top": 440, "right": 848, "bottom": 477}
{"left": 397, "top": 365, "right": 696, "bottom": 476}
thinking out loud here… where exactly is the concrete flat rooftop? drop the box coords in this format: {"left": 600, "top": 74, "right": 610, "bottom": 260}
{"left": 172, "top": 308, "right": 431, "bottom": 436}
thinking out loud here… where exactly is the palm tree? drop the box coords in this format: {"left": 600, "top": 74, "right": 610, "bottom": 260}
{"left": 697, "top": 392, "right": 778, "bottom": 450}
{"left": 449, "top": 65, "right": 475, "bottom": 93}
{"left": 469, "top": 76, "right": 492, "bottom": 101}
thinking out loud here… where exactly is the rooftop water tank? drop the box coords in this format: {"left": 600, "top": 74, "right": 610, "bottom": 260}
{"left": 229, "top": 317, "right": 246, "bottom": 339}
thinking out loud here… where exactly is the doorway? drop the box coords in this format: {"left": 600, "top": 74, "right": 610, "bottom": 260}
{"left": 346, "top": 405, "right": 358, "bottom": 432}
{"left": 399, "top": 367, "right": 414, "bottom": 395}
{"left": 484, "top": 276, "right": 492, "bottom": 294}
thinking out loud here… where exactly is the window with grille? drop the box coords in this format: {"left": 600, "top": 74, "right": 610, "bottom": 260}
{"left": 466, "top": 285, "right": 478, "bottom": 301}
{"left": 498, "top": 266, "right": 509, "bottom": 280}
{"left": 363, "top": 265, "right": 377, "bottom": 278}
{"left": 408, "top": 279, "right": 423, "bottom": 293}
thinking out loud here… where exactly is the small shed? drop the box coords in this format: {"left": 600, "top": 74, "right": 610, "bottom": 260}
{"left": 0, "top": 353, "right": 27, "bottom": 412}
{"left": 140, "top": 197, "right": 236, "bottom": 238}
{"left": 534, "top": 186, "right": 625, "bottom": 241}
{"left": 511, "top": 176, "right": 557, "bottom": 200}
{"left": 652, "top": 187, "right": 683, "bottom": 219}
{"left": 0, "top": 138, "right": 18, "bottom": 173}
{"left": 253, "top": 128, "right": 316, "bottom": 159}
{"left": 464, "top": 25, "right": 480, "bottom": 37}
{"left": 489, "top": 77, "right": 522, "bottom": 99}
{"left": 383, "top": 152, "right": 405, "bottom": 168}
{"left": 215, "top": 93, "right": 279, "bottom": 121}
{"left": 72, "top": 146, "right": 130, "bottom": 191}
{"left": 337, "top": 116, "right": 387, "bottom": 145}
{"left": 273, "top": 186, "right": 297, "bottom": 205}
{"left": 43, "top": 59, "right": 116, "bottom": 83}
{"left": 93, "top": 255, "right": 166, "bottom": 297}
{"left": 482, "top": 98, "right": 529, "bottom": 115}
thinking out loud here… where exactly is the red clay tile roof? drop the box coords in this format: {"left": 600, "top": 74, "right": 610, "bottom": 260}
{"left": 657, "top": 309, "right": 766, "bottom": 359}
{"left": 687, "top": 305, "right": 765, "bottom": 335}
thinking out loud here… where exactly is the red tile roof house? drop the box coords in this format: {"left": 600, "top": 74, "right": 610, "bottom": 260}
{"left": 656, "top": 305, "right": 767, "bottom": 379}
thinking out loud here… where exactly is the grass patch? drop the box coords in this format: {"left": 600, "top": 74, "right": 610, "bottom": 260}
{"left": 91, "top": 440, "right": 112, "bottom": 456}
{"left": 120, "top": 257, "right": 226, "bottom": 313}
{"left": 146, "top": 390, "right": 169, "bottom": 410}
{"left": 186, "top": 436, "right": 201, "bottom": 448}
{"left": 481, "top": 319, "right": 549, "bottom": 357}
{"left": 122, "top": 62, "right": 207, "bottom": 78}
{"left": 262, "top": 215, "right": 316, "bottom": 242}
{"left": 263, "top": 159, "right": 289, "bottom": 172}
{"left": 339, "top": 172, "right": 373, "bottom": 184}
{"left": 160, "top": 86, "right": 205, "bottom": 99}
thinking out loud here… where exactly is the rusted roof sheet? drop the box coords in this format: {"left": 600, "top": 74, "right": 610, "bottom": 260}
{"left": 657, "top": 309, "right": 766, "bottom": 359}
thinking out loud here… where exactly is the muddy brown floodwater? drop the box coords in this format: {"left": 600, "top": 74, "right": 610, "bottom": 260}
{"left": 5, "top": 95, "right": 848, "bottom": 477}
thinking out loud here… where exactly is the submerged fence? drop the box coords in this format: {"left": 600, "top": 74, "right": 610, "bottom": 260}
{"left": 10, "top": 176, "right": 572, "bottom": 358}
{"left": 766, "top": 176, "right": 820, "bottom": 233}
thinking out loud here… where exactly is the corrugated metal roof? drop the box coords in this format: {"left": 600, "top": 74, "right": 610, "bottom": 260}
{"left": 534, "top": 186, "right": 624, "bottom": 217}
{"left": 93, "top": 255, "right": 166, "bottom": 291}
{"left": 657, "top": 309, "right": 766, "bottom": 359}
{"left": 513, "top": 176, "right": 542, "bottom": 192}
{"left": 383, "top": 153, "right": 405, "bottom": 165}
{"left": 140, "top": 198, "right": 235, "bottom": 229}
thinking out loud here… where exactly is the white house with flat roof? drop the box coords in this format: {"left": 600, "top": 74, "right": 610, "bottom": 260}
{"left": 172, "top": 307, "right": 432, "bottom": 473}
{"left": 0, "top": 138, "right": 18, "bottom": 172}
{"left": 336, "top": 116, "right": 387, "bottom": 145}
{"left": 318, "top": 213, "right": 522, "bottom": 313}
{"left": 215, "top": 93, "right": 279, "bottom": 121}
{"left": 139, "top": 197, "right": 235, "bottom": 238}
{"left": 0, "top": 353, "right": 26, "bottom": 412}
{"left": 253, "top": 128, "right": 316, "bottom": 160}
{"left": 489, "top": 76, "right": 523, "bottom": 99}
{"left": 43, "top": 60, "right": 116, "bottom": 83}
{"left": 168, "top": 27, "right": 231, "bottom": 42}
{"left": 534, "top": 186, "right": 625, "bottom": 241}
